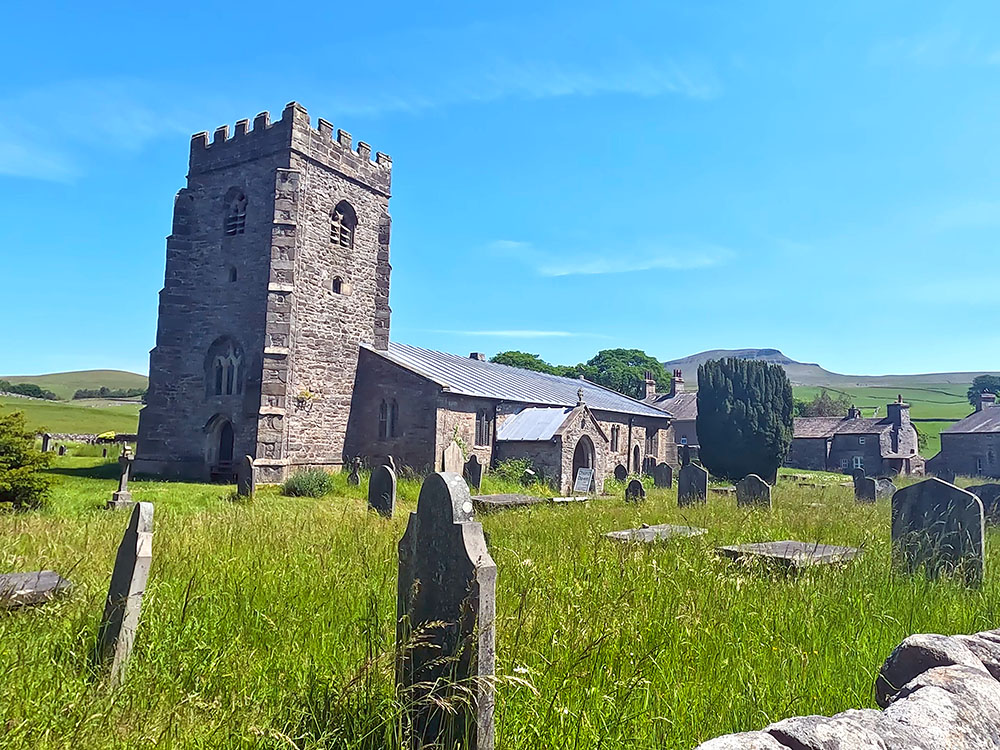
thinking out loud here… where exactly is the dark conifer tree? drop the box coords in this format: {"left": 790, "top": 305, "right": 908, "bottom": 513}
{"left": 696, "top": 358, "right": 794, "bottom": 482}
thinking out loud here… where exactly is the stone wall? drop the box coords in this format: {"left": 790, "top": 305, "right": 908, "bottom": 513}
{"left": 493, "top": 440, "right": 562, "bottom": 484}
{"left": 784, "top": 437, "right": 829, "bottom": 471}
{"left": 936, "top": 432, "right": 1000, "bottom": 479}
{"left": 435, "top": 394, "right": 496, "bottom": 470}
{"left": 828, "top": 433, "right": 887, "bottom": 475}
{"left": 698, "top": 627, "right": 1000, "bottom": 749}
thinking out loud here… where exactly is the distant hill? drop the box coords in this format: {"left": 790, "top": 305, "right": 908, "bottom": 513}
{"left": 663, "top": 349, "right": 999, "bottom": 387}
{"left": 0, "top": 370, "right": 148, "bottom": 401}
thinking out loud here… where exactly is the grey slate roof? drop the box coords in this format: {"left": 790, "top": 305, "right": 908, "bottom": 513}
{"left": 366, "top": 342, "right": 671, "bottom": 419}
{"left": 793, "top": 416, "right": 892, "bottom": 439}
{"left": 944, "top": 406, "right": 1000, "bottom": 434}
{"left": 495, "top": 407, "right": 571, "bottom": 441}
{"left": 646, "top": 391, "right": 698, "bottom": 420}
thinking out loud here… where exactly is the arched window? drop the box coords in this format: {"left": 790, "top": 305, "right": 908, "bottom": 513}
{"left": 390, "top": 400, "right": 399, "bottom": 438}
{"left": 378, "top": 400, "right": 388, "bottom": 440}
{"left": 475, "top": 408, "right": 491, "bottom": 447}
{"left": 331, "top": 200, "right": 357, "bottom": 249}
{"left": 332, "top": 276, "right": 343, "bottom": 294}
{"left": 206, "top": 337, "right": 244, "bottom": 397}
{"left": 224, "top": 192, "right": 247, "bottom": 236}
{"left": 611, "top": 425, "right": 620, "bottom": 452}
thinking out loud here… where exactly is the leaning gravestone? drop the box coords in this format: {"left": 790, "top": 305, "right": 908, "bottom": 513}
{"left": 347, "top": 457, "right": 361, "bottom": 486}
{"left": 613, "top": 464, "right": 628, "bottom": 482}
{"left": 653, "top": 462, "right": 673, "bottom": 489}
{"left": 442, "top": 441, "right": 464, "bottom": 474}
{"left": 855, "top": 476, "right": 877, "bottom": 503}
{"left": 736, "top": 474, "right": 771, "bottom": 508}
{"left": 678, "top": 463, "right": 708, "bottom": 507}
{"left": 397, "top": 473, "right": 496, "bottom": 750}
{"left": 891, "top": 478, "right": 984, "bottom": 586}
{"left": 463, "top": 454, "right": 484, "bottom": 491}
{"left": 108, "top": 452, "right": 134, "bottom": 509}
{"left": 875, "top": 477, "right": 896, "bottom": 499}
{"left": 368, "top": 462, "right": 396, "bottom": 518}
{"left": 95, "top": 501, "right": 153, "bottom": 686}
{"left": 236, "top": 455, "right": 255, "bottom": 498}
{"left": 625, "top": 479, "right": 646, "bottom": 502}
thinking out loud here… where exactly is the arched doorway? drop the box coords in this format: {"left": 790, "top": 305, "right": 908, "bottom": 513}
{"left": 205, "top": 415, "right": 236, "bottom": 481}
{"left": 218, "top": 421, "right": 234, "bottom": 467}
{"left": 572, "top": 436, "right": 595, "bottom": 490}
{"left": 632, "top": 445, "right": 641, "bottom": 473}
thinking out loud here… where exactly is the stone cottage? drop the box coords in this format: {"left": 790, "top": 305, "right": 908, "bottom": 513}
{"left": 134, "top": 102, "right": 672, "bottom": 490}
{"left": 927, "top": 393, "right": 1000, "bottom": 478}
{"left": 785, "top": 398, "right": 923, "bottom": 476}
{"left": 643, "top": 369, "right": 698, "bottom": 464}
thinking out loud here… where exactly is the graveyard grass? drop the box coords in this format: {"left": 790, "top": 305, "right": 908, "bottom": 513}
{"left": 4, "top": 459, "right": 1000, "bottom": 749}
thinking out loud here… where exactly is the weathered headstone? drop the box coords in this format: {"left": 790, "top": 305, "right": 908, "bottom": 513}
{"left": 108, "top": 452, "right": 134, "bottom": 509}
{"left": 102, "top": 447, "right": 108, "bottom": 458}
{"left": 442, "top": 441, "right": 464, "bottom": 474}
{"left": 851, "top": 468, "right": 866, "bottom": 484}
{"left": 397, "top": 473, "right": 496, "bottom": 750}
{"left": 95, "top": 501, "right": 153, "bottom": 686}
{"left": 717, "top": 540, "right": 860, "bottom": 570}
{"left": 891, "top": 478, "right": 985, "bottom": 586}
{"left": 613, "top": 464, "right": 628, "bottom": 482}
{"left": 0, "top": 570, "right": 73, "bottom": 609}
{"left": 679, "top": 444, "right": 692, "bottom": 467}
{"left": 40, "top": 434, "right": 51, "bottom": 453}
{"left": 573, "top": 467, "right": 594, "bottom": 494}
{"left": 875, "top": 477, "right": 897, "bottom": 499}
{"left": 653, "top": 462, "right": 673, "bottom": 489}
{"left": 463, "top": 454, "right": 484, "bottom": 491}
{"left": 855, "top": 476, "right": 877, "bottom": 503}
{"left": 347, "top": 457, "right": 361, "bottom": 486}
{"left": 604, "top": 523, "right": 706, "bottom": 543}
{"left": 57, "top": 445, "right": 66, "bottom": 456}
{"left": 642, "top": 456, "right": 656, "bottom": 475}
{"left": 236, "top": 455, "right": 255, "bottom": 498}
{"left": 625, "top": 478, "right": 645, "bottom": 502}
{"left": 678, "top": 463, "right": 708, "bottom": 506}
{"left": 966, "top": 484, "right": 1000, "bottom": 519}
{"left": 369, "top": 462, "right": 397, "bottom": 517}
{"left": 736, "top": 474, "right": 771, "bottom": 508}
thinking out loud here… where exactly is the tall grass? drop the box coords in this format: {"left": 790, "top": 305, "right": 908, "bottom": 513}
{"left": 1, "top": 459, "right": 998, "bottom": 748}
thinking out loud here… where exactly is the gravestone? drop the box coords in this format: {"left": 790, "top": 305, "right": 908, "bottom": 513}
{"left": 604, "top": 523, "right": 706, "bottom": 543}
{"left": 717, "top": 540, "right": 860, "bottom": 570}
{"left": 397, "top": 473, "right": 496, "bottom": 750}
{"left": 0, "top": 570, "right": 73, "bottom": 609}
{"left": 95, "top": 502, "right": 153, "bottom": 686}
{"left": 855, "top": 476, "right": 877, "bottom": 503}
{"left": 369, "top": 462, "right": 397, "bottom": 517}
{"left": 851, "top": 468, "right": 866, "bottom": 484}
{"left": 891, "top": 478, "right": 985, "bottom": 586}
{"left": 573, "top": 467, "right": 594, "bottom": 494}
{"left": 679, "top": 444, "right": 692, "bottom": 466}
{"left": 463, "top": 454, "right": 484, "bottom": 491}
{"left": 653, "top": 462, "right": 673, "bottom": 489}
{"left": 642, "top": 456, "right": 656, "bottom": 475}
{"left": 57, "top": 445, "right": 66, "bottom": 456}
{"left": 736, "top": 474, "right": 771, "bottom": 508}
{"left": 625, "top": 479, "right": 646, "bottom": 502}
{"left": 442, "top": 441, "right": 464, "bottom": 474}
{"left": 347, "top": 457, "right": 361, "bottom": 486}
{"left": 875, "top": 477, "right": 896, "bottom": 499}
{"left": 102, "top": 448, "right": 108, "bottom": 458}
{"left": 236, "top": 455, "right": 255, "bottom": 498}
{"left": 678, "top": 463, "right": 708, "bottom": 507}
{"left": 108, "top": 453, "right": 134, "bottom": 509}
{"left": 966, "top": 484, "right": 1000, "bottom": 519}
{"left": 613, "top": 464, "right": 628, "bottom": 482}
{"left": 41, "top": 434, "right": 51, "bottom": 453}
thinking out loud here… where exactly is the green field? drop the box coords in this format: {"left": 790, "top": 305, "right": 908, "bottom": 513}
{"left": 2, "top": 460, "right": 998, "bottom": 749}
{"left": 793, "top": 383, "right": 972, "bottom": 457}
{"left": 0, "top": 396, "right": 141, "bottom": 434}
{"left": 1, "top": 370, "right": 148, "bottom": 401}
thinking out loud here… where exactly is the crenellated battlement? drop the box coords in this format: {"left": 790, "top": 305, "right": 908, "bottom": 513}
{"left": 188, "top": 102, "right": 391, "bottom": 193}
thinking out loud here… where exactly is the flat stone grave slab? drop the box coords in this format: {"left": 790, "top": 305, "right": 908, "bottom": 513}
{"left": 474, "top": 493, "right": 542, "bottom": 510}
{"left": 0, "top": 570, "right": 73, "bottom": 608}
{"left": 710, "top": 486, "right": 735, "bottom": 495}
{"left": 604, "top": 523, "right": 707, "bottom": 544}
{"left": 716, "top": 540, "right": 861, "bottom": 570}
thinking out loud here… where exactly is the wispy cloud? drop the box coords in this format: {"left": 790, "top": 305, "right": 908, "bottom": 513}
{"left": 487, "top": 239, "right": 733, "bottom": 277}
{"left": 421, "top": 329, "right": 606, "bottom": 338}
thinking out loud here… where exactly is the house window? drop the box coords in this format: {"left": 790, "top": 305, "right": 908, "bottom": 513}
{"left": 839, "top": 458, "right": 849, "bottom": 469}
{"left": 859, "top": 437, "right": 866, "bottom": 445}
{"left": 224, "top": 192, "right": 247, "bottom": 236}
{"left": 331, "top": 200, "right": 357, "bottom": 249}
{"left": 475, "top": 408, "right": 491, "bottom": 447}
{"left": 852, "top": 456, "right": 864, "bottom": 470}
{"left": 611, "top": 425, "right": 620, "bottom": 452}
{"left": 378, "top": 400, "right": 388, "bottom": 440}
{"left": 390, "top": 400, "right": 399, "bottom": 438}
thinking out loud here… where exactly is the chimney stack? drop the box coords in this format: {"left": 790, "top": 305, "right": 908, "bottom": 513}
{"left": 469, "top": 352, "right": 485, "bottom": 362}
{"left": 644, "top": 370, "right": 656, "bottom": 400}
{"left": 979, "top": 392, "right": 997, "bottom": 412}
{"left": 669, "top": 369, "right": 685, "bottom": 398}
{"left": 847, "top": 405, "right": 862, "bottom": 419}
{"left": 886, "top": 398, "right": 910, "bottom": 427}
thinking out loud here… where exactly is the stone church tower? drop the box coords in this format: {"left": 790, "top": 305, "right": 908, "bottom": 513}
{"left": 135, "top": 102, "right": 392, "bottom": 483}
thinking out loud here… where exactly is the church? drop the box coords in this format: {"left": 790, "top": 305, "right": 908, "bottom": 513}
{"left": 134, "top": 102, "right": 673, "bottom": 494}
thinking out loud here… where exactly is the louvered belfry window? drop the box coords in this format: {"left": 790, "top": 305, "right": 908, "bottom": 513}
{"left": 225, "top": 193, "right": 247, "bottom": 236}
{"left": 331, "top": 200, "right": 357, "bottom": 249}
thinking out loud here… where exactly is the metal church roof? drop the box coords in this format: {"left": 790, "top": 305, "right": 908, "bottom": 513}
{"left": 495, "top": 407, "right": 572, "bottom": 441}
{"left": 365, "top": 342, "right": 671, "bottom": 419}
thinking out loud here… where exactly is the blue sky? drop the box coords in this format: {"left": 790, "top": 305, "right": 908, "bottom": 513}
{"left": 2, "top": 1, "right": 999, "bottom": 377}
